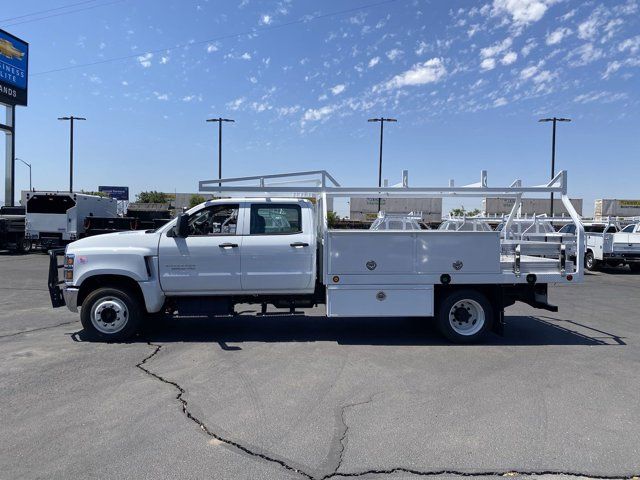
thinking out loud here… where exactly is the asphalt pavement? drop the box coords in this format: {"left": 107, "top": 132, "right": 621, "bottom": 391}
{"left": 1, "top": 252, "right": 639, "bottom": 479}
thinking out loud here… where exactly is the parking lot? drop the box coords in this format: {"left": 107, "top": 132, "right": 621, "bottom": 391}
{"left": 1, "top": 252, "right": 639, "bottom": 480}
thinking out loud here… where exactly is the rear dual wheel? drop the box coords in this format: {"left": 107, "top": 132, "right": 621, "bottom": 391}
{"left": 436, "top": 290, "right": 493, "bottom": 344}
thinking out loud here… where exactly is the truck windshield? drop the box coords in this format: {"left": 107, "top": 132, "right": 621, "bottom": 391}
{"left": 27, "top": 195, "right": 76, "bottom": 214}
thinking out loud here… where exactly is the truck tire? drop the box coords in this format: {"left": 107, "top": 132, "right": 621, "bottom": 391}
{"left": 436, "top": 289, "right": 493, "bottom": 344}
{"left": 630, "top": 263, "right": 640, "bottom": 273}
{"left": 17, "top": 238, "right": 32, "bottom": 254}
{"left": 584, "top": 251, "right": 598, "bottom": 271}
{"left": 80, "top": 287, "right": 143, "bottom": 341}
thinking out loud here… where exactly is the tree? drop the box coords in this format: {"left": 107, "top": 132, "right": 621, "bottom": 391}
{"left": 189, "top": 194, "right": 206, "bottom": 208}
{"left": 136, "top": 191, "right": 168, "bottom": 203}
{"left": 80, "top": 190, "right": 107, "bottom": 198}
{"left": 449, "top": 206, "right": 482, "bottom": 217}
{"left": 327, "top": 211, "right": 340, "bottom": 228}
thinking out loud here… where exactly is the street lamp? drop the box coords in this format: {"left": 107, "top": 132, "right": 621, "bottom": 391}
{"left": 206, "top": 117, "right": 235, "bottom": 186}
{"left": 368, "top": 117, "right": 397, "bottom": 212}
{"left": 58, "top": 116, "right": 87, "bottom": 192}
{"left": 15, "top": 157, "right": 31, "bottom": 191}
{"left": 538, "top": 117, "right": 571, "bottom": 217}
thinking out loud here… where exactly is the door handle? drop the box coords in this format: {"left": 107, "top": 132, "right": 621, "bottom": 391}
{"left": 290, "top": 242, "right": 309, "bottom": 247}
{"left": 219, "top": 243, "right": 238, "bottom": 248}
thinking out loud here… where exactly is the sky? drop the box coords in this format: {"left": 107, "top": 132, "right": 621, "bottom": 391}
{"left": 1, "top": 0, "right": 639, "bottom": 216}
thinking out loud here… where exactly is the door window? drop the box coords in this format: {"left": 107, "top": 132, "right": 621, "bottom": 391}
{"left": 250, "top": 204, "right": 302, "bottom": 234}
{"left": 622, "top": 224, "right": 635, "bottom": 233}
{"left": 188, "top": 204, "right": 239, "bottom": 236}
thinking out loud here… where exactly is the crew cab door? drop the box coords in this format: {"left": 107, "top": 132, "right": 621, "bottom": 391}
{"left": 158, "top": 203, "right": 244, "bottom": 293}
{"left": 240, "top": 202, "right": 315, "bottom": 293}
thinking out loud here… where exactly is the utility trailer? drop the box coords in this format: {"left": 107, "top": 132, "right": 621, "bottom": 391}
{"left": 48, "top": 170, "right": 584, "bottom": 343}
{"left": 0, "top": 206, "right": 31, "bottom": 253}
{"left": 23, "top": 192, "right": 117, "bottom": 248}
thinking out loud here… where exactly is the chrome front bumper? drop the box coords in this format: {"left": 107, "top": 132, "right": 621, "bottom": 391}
{"left": 63, "top": 287, "right": 79, "bottom": 313}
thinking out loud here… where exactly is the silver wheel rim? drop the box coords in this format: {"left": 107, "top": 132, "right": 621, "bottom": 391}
{"left": 586, "top": 255, "right": 593, "bottom": 269}
{"left": 449, "top": 299, "right": 485, "bottom": 336}
{"left": 91, "top": 297, "right": 129, "bottom": 334}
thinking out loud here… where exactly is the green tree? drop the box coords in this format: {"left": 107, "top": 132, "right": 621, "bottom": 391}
{"left": 136, "top": 191, "right": 168, "bottom": 203}
{"left": 189, "top": 194, "right": 206, "bottom": 208}
{"left": 449, "top": 206, "right": 481, "bottom": 217}
{"left": 80, "top": 190, "right": 107, "bottom": 197}
{"left": 327, "top": 211, "right": 340, "bottom": 228}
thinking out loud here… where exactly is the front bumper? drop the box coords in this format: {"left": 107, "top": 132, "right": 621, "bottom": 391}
{"left": 63, "top": 287, "right": 79, "bottom": 312}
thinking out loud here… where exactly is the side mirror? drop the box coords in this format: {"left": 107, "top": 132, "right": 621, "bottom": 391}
{"left": 175, "top": 213, "right": 190, "bottom": 238}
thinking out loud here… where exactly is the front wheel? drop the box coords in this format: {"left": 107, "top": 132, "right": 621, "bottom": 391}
{"left": 436, "top": 289, "right": 493, "bottom": 344}
{"left": 17, "top": 238, "right": 32, "bottom": 254}
{"left": 80, "top": 287, "right": 143, "bottom": 341}
{"left": 584, "top": 251, "right": 598, "bottom": 271}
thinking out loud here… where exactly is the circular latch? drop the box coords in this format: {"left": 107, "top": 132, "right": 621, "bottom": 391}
{"left": 366, "top": 260, "right": 377, "bottom": 271}
{"left": 453, "top": 260, "right": 463, "bottom": 271}
{"left": 376, "top": 291, "right": 386, "bottom": 301}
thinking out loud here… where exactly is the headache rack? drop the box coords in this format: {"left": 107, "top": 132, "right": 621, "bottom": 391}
{"left": 199, "top": 169, "right": 585, "bottom": 282}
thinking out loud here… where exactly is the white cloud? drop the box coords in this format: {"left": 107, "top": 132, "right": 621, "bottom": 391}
{"left": 368, "top": 56, "right": 380, "bottom": 68}
{"left": 302, "top": 105, "right": 337, "bottom": 123}
{"left": 182, "top": 95, "right": 198, "bottom": 102}
{"left": 467, "top": 24, "right": 481, "bottom": 37}
{"left": 520, "top": 64, "right": 539, "bottom": 79}
{"left": 574, "top": 91, "right": 627, "bottom": 103}
{"left": 601, "top": 19, "right": 623, "bottom": 43}
{"left": 602, "top": 61, "right": 621, "bottom": 78}
{"left": 331, "top": 84, "right": 346, "bottom": 95}
{"left": 386, "top": 49, "right": 404, "bottom": 61}
{"left": 240, "top": 52, "right": 252, "bottom": 60}
{"left": 577, "top": 18, "right": 599, "bottom": 40}
{"left": 87, "top": 74, "right": 102, "bottom": 84}
{"left": 277, "top": 105, "right": 300, "bottom": 116}
{"left": 227, "top": 97, "right": 246, "bottom": 110}
{"left": 481, "top": 57, "right": 497, "bottom": 70}
{"left": 121, "top": 80, "right": 128, "bottom": 86}
{"left": 251, "top": 102, "right": 271, "bottom": 112}
{"left": 480, "top": 37, "right": 513, "bottom": 58}
{"left": 619, "top": 35, "right": 640, "bottom": 54}
{"left": 532, "top": 70, "right": 555, "bottom": 83}
{"left": 568, "top": 43, "right": 603, "bottom": 66}
{"left": 546, "top": 27, "right": 571, "bottom": 45}
{"left": 415, "top": 41, "right": 428, "bottom": 55}
{"left": 137, "top": 52, "right": 153, "bottom": 68}
{"left": 260, "top": 14, "right": 272, "bottom": 25}
{"left": 153, "top": 91, "right": 168, "bottom": 101}
{"left": 206, "top": 44, "right": 219, "bottom": 53}
{"left": 521, "top": 38, "right": 537, "bottom": 57}
{"left": 501, "top": 51, "right": 518, "bottom": 65}
{"left": 491, "top": 0, "right": 556, "bottom": 26}
{"left": 494, "top": 97, "right": 508, "bottom": 107}
{"left": 160, "top": 56, "right": 169, "bottom": 64}
{"left": 249, "top": 76, "right": 257, "bottom": 84}
{"left": 377, "top": 58, "right": 447, "bottom": 91}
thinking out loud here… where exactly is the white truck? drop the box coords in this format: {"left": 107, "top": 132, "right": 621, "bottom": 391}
{"left": 23, "top": 191, "right": 117, "bottom": 248}
{"left": 568, "top": 221, "right": 640, "bottom": 271}
{"left": 48, "top": 170, "right": 584, "bottom": 343}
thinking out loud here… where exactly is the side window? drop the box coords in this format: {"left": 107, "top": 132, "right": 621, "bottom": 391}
{"left": 622, "top": 225, "right": 635, "bottom": 233}
{"left": 188, "top": 204, "right": 239, "bottom": 236}
{"left": 605, "top": 226, "right": 618, "bottom": 233}
{"left": 250, "top": 204, "right": 302, "bottom": 235}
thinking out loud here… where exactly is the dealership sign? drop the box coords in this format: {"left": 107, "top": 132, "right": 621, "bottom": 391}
{"left": 0, "top": 29, "right": 28, "bottom": 106}
{"left": 98, "top": 186, "right": 129, "bottom": 201}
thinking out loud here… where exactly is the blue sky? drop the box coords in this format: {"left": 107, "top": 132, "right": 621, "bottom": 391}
{"left": 2, "top": 0, "right": 639, "bottom": 215}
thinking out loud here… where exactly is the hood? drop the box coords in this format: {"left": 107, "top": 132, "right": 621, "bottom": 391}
{"left": 67, "top": 230, "right": 161, "bottom": 254}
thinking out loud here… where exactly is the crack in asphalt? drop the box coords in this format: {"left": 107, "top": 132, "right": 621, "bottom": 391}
{"left": 136, "top": 342, "right": 639, "bottom": 480}
{"left": 0, "top": 320, "right": 79, "bottom": 339}
{"left": 135, "top": 342, "right": 315, "bottom": 480}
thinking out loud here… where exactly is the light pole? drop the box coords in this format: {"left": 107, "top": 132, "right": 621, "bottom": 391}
{"left": 368, "top": 117, "right": 397, "bottom": 212}
{"left": 58, "top": 116, "right": 87, "bottom": 192}
{"left": 206, "top": 117, "right": 235, "bottom": 186}
{"left": 538, "top": 117, "right": 571, "bottom": 217}
{"left": 15, "top": 157, "right": 31, "bottom": 191}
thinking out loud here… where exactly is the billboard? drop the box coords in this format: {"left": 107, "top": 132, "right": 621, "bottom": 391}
{"left": 0, "top": 29, "right": 28, "bottom": 106}
{"left": 98, "top": 186, "right": 129, "bottom": 201}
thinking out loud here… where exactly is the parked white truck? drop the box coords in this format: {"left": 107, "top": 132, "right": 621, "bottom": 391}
{"left": 49, "top": 170, "right": 584, "bottom": 343}
{"left": 23, "top": 191, "right": 117, "bottom": 248}
{"left": 565, "top": 221, "right": 640, "bottom": 271}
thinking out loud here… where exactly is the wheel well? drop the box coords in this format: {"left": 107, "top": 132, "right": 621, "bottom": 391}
{"left": 434, "top": 284, "right": 501, "bottom": 313}
{"left": 77, "top": 275, "right": 145, "bottom": 310}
